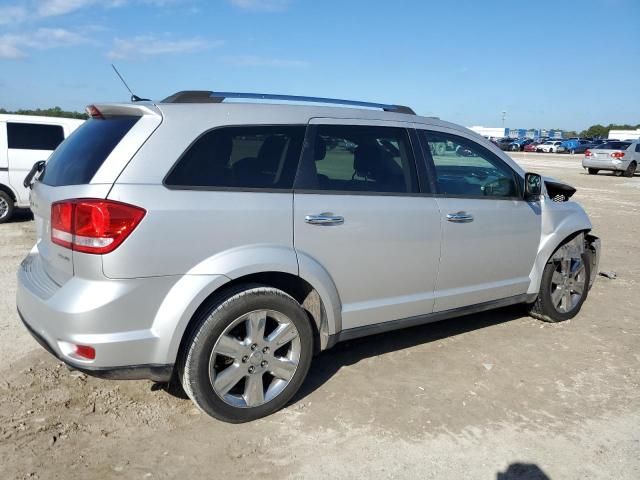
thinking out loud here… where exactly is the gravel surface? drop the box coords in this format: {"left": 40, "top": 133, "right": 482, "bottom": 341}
{"left": 1, "top": 154, "right": 639, "bottom": 479}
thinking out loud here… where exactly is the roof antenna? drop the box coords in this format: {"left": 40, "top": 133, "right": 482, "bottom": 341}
{"left": 111, "top": 64, "right": 150, "bottom": 102}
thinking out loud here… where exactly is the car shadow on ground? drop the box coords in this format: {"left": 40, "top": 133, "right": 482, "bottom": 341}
{"left": 4, "top": 208, "right": 34, "bottom": 223}
{"left": 292, "top": 304, "right": 526, "bottom": 402}
{"left": 159, "top": 305, "right": 527, "bottom": 403}
{"left": 497, "top": 462, "right": 551, "bottom": 479}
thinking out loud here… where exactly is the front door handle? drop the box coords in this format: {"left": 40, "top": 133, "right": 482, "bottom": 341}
{"left": 446, "top": 211, "right": 474, "bottom": 223}
{"left": 305, "top": 213, "right": 344, "bottom": 226}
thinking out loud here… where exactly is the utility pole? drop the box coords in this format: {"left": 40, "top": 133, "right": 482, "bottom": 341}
{"left": 501, "top": 111, "right": 506, "bottom": 128}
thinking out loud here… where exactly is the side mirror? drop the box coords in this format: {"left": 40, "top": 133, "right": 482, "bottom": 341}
{"left": 524, "top": 172, "right": 542, "bottom": 201}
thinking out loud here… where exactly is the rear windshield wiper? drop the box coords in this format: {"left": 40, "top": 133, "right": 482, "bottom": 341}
{"left": 23, "top": 160, "right": 46, "bottom": 189}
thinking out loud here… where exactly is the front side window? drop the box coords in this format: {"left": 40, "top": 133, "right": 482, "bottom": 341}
{"left": 7, "top": 122, "right": 64, "bottom": 150}
{"left": 165, "top": 126, "right": 305, "bottom": 189}
{"left": 422, "top": 131, "right": 519, "bottom": 198}
{"left": 307, "top": 125, "right": 418, "bottom": 193}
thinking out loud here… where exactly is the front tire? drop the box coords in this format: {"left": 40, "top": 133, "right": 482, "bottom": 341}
{"left": 0, "top": 191, "right": 14, "bottom": 224}
{"left": 587, "top": 168, "right": 599, "bottom": 175}
{"left": 529, "top": 249, "right": 591, "bottom": 322}
{"left": 181, "top": 285, "right": 313, "bottom": 423}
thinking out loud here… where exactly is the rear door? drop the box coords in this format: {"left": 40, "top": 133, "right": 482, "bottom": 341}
{"left": 31, "top": 112, "right": 155, "bottom": 285}
{"left": 418, "top": 128, "right": 541, "bottom": 312}
{"left": 293, "top": 119, "right": 442, "bottom": 331}
{"left": 7, "top": 122, "right": 64, "bottom": 205}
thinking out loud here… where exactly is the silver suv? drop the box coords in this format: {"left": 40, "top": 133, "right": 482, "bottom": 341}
{"left": 17, "top": 91, "right": 601, "bottom": 422}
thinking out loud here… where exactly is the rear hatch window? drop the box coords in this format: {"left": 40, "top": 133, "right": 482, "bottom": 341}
{"left": 40, "top": 116, "right": 139, "bottom": 186}
{"left": 597, "top": 141, "right": 631, "bottom": 150}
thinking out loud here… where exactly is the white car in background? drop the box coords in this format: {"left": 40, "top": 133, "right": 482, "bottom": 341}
{"left": 0, "top": 114, "right": 84, "bottom": 223}
{"left": 536, "top": 140, "right": 563, "bottom": 153}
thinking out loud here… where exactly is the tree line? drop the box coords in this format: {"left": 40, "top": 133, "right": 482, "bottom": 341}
{"left": 0, "top": 106, "right": 88, "bottom": 120}
{"left": 561, "top": 123, "right": 640, "bottom": 139}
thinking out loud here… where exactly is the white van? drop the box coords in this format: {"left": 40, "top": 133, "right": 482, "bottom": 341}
{"left": 0, "top": 114, "right": 84, "bottom": 222}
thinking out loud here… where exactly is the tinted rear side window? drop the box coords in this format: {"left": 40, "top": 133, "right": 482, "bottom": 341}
{"left": 7, "top": 123, "right": 64, "bottom": 150}
{"left": 302, "top": 125, "right": 418, "bottom": 194}
{"left": 165, "top": 125, "right": 305, "bottom": 189}
{"left": 40, "top": 117, "right": 139, "bottom": 187}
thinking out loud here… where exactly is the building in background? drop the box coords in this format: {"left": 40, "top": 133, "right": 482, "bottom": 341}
{"left": 468, "top": 126, "right": 563, "bottom": 139}
{"left": 608, "top": 129, "right": 640, "bottom": 140}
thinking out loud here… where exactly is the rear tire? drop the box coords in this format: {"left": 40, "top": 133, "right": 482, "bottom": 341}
{"left": 587, "top": 168, "right": 599, "bottom": 175}
{"left": 623, "top": 161, "right": 637, "bottom": 178}
{"left": 181, "top": 285, "right": 313, "bottom": 423}
{"left": 529, "top": 248, "right": 590, "bottom": 323}
{"left": 0, "top": 191, "right": 14, "bottom": 224}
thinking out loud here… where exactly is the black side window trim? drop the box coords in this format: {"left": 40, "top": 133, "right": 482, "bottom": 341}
{"left": 162, "top": 123, "right": 307, "bottom": 192}
{"left": 417, "top": 129, "right": 524, "bottom": 200}
{"left": 293, "top": 123, "right": 424, "bottom": 196}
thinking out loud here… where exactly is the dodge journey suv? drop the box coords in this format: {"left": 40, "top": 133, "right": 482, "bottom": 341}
{"left": 17, "top": 91, "right": 601, "bottom": 422}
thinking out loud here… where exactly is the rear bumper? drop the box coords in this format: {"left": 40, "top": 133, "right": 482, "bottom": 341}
{"left": 18, "top": 310, "right": 172, "bottom": 381}
{"left": 16, "top": 247, "right": 183, "bottom": 380}
{"left": 582, "top": 157, "right": 629, "bottom": 171}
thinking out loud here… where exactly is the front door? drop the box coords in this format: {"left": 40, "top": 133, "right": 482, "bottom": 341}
{"left": 294, "top": 120, "right": 442, "bottom": 331}
{"left": 418, "top": 129, "right": 541, "bottom": 312}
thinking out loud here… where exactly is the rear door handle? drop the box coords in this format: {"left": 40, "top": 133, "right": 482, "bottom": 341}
{"left": 446, "top": 211, "right": 474, "bottom": 223}
{"left": 305, "top": 213, "right": 344, "bottom": 226}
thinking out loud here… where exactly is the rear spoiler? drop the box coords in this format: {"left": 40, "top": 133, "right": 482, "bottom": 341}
{"left": 87, "top": 103, "right": 161, "bottom": 118}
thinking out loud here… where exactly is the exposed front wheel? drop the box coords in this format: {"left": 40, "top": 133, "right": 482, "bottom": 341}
{"left": 181, "top": 286, "right": 313, "bottom": 423}
{"left": 0, "top": 191, "right": 14, "bottom": 224}
{"left": 529, "top": 249, "right": 591, "bottom": 322}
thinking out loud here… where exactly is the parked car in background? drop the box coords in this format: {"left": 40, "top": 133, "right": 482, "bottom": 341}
{"left": 498, "top": 138, "right": 520, "bottom": 151}
{"left": 536, "top": 140, "right": 563, "bottom": 153}
{"left": 571, "top": 142, "right": 596, "bottom": 154}
{"left": 583, "top": 140, "right": 639, "bottom": 177}
{"left": 558, "top": 139, "right": 591, "bottom": 154}
{"left": 0, "top": 114, "right": 84, "bottom": 223}
{"left": 16, "top": 90, "right": 601, "bottom": 422}
{"left": 517, "top": 138, "right": 535, "bottom": 151}
{"left": 523, "top": 142, "right": 541, "bottom": 152}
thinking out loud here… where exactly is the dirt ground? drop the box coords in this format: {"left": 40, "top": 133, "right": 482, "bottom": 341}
{"left": 1, "top": 153, "right": 639, "bottom": 479}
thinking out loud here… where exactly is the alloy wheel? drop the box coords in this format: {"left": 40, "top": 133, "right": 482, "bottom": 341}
{"left": 208, "top": 309, "right": 301, "bottom": 408}
{"left": 550, "top": 257, "right": 586, "bottom": 314}
{"left": 0, "top": 196, "right": 8, "bottom": 219}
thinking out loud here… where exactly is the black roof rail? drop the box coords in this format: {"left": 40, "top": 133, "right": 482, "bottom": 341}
{"left": 160, "top": 90, "right": 415, "bottom": 115}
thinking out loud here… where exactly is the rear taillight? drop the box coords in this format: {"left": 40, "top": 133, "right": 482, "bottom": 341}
{"left": 584, "top": 149, "right": 593, "bottom": 157}
{"left": 51, "top": 199, "right": 145, "bottom": 254}
{"left": 610, "top": 151, "right": 625, "bottom": 159}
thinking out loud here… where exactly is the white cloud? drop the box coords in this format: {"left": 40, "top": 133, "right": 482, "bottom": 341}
{"left": 37, "top": 0, "right": 97, "bottom": 17}
{"left": 0, "top": 27, "right": 89, "bottom": 58}
{"left": 230, "top": 0, "right": 291, "bottom": 12}
{"left": 0, "top": 5, "right": 28, "bottom": 25}
{"left": 107, "top": 35, "right": 220, "bottom": 59}
{"left": 0, "top": 0, "right": 191, "bottom": 23}
{"left": 223, "top": 55, "right": 309, "bottom": 68}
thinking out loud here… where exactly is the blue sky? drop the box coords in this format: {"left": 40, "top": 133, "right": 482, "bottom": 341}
{"left": 0, "top": 0, "right": 638, "bottom": 130}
